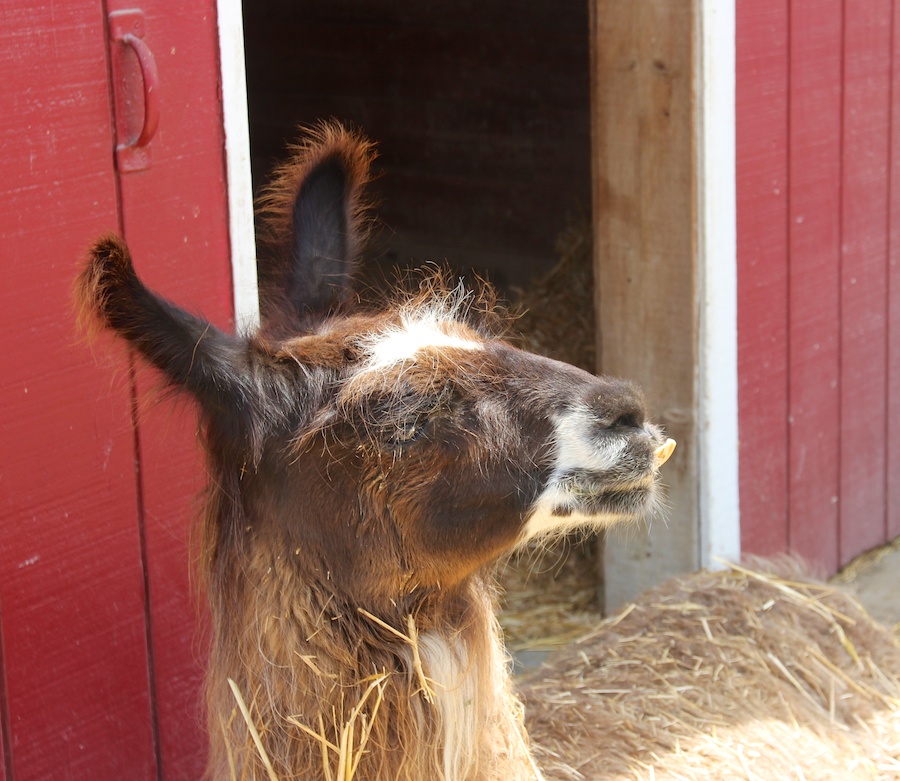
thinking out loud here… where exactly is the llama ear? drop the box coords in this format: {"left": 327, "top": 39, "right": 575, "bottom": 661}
{"left": 76, "top": 234, "right": 249, "bottom": 419}
{"left": 257, "top": 123, "right": 376, "bottom": 334}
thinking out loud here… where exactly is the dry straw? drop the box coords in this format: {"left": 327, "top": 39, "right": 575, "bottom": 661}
{"left": 226, "top": 671, "right": 390, "bottom": 781}
{"left": 357, "top": 608, "right": 437, "bottom": 703}
{"left": 512, "top": 213, "right": 595, "bottom": 374}
{"left": 223, "top": 609, "right": 442, "bottom": 781}
{"left": 521, "top": 560, "right": 900, "bottom": 781}
{"left": 223, "top": 558, "right": 900, "bottom": 780}
{"left": 499, "top": 533, "right": 602, "bottom": 653}
{"left": 285, "top": 674, "right": 388, "bottom": 781}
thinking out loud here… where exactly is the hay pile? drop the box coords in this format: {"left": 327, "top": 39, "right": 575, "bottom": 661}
{"left": 521, "top": 562, "right": 900, "bottom": 781}
{"left": 832, "top": 538, "right": 900, "bottom": 633}
{"left": 498, "top": 535, "right": 603, "bottom": 653}
{"left": 512, "top": 214, "right": 595, "bottom": 374}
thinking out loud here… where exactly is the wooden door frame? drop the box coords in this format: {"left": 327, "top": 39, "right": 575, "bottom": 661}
{"left": 592, "top": 0, "right": 740, "bottom": 608}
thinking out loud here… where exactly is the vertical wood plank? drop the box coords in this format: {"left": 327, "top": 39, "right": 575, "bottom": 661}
{"left": 787, "top": 0, "right": 843, "bottom": 573}
{"left": 107, "top": 0, "right": 236, "bottom": 776}
{"left": 736, "top": 0, "right": 791, "bottom": 557}
{"left": 216, "top": 0, "right": 259, "bottom": 331}
{"left": 591, "top": 0, "right": 698, "bottom": 608}
{"left": 0, "top": 3, "right": 158, "bottom": 779}
{"left": 0, "top": 632, "right": 7, "bottom": 781}
{"left": 840, "top": 0, "right": 893, "bottom": 564}
{"left": 890, "top": 0, "right": 900, "bottom": 540}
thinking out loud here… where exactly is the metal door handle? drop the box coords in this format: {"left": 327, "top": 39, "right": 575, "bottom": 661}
{"left": 109, "top": 10, "right": 160, "bottom": 172}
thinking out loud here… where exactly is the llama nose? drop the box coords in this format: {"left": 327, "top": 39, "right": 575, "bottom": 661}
{"left": 654, "top": 438, "right": 677, "bottom": 467}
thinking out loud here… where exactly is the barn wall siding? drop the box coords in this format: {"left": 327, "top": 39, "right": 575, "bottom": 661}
{"left": 0, "top": 3, "right": 158, "bottom": 778}
{"left": 737, "top": 0, "right": 900, "bottom": 572}
{"left": 787, "top": 0, "right": 842, "bottom": 573}
{"left": 0, "top": 1, "right": 233, "bottom": 778}
{"left": 839, "top": 0, "right": 893, "bottom": 563}
{"left": 736, "top": 0, "right": 790, "bottom": 559}
{"left": 108, "top": 0, "right": 235, "bottom": 768}
{"left": 890, "top": 2, "right": 900, "bottom": 542}
{"left": 104, "top": 1, "right": 235, "bottom": 775}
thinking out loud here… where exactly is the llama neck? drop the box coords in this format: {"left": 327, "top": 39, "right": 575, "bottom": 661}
{"left": 205, "top": 549, "right": 543, "bottom": 781}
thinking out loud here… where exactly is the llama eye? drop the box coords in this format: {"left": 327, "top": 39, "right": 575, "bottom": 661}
{"left": 396, "top": 422, "right": 421, "bottom": 443}
{"left": 389, "top": 416, "right": 428, "bottom": 446}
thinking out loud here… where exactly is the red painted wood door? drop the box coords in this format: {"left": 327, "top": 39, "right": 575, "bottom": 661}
{"left": 737, "top": 0, "right": 899, "bottom": 573}
{"left": 0, "top": 2, "right": 233, "bottom": 779}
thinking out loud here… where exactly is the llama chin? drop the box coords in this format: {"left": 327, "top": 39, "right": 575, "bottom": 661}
{"left": 76, "top": 121, "right": 673, "bottom": 781}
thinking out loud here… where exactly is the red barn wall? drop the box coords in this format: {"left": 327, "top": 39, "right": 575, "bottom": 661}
{"left": 0, "top": 1, "right": 230, "bottom": 777}
{"left": 737, "top": 0, "right": 900, "bottom": 574}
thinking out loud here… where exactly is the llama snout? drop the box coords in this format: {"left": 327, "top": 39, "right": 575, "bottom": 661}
{"left": 518, "top": 402, "right": 672, "bottom": 542}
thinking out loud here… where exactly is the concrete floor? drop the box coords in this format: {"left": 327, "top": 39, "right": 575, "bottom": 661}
{"left": 835, "top": 540, "right": 900, "bottom": 631}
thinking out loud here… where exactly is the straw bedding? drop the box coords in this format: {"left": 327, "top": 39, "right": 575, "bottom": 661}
{"left": 498, "top": 534, "right": 602, "bottom": 654}
{"left": 519, "top": 561, "right": 900, "bottom": 781}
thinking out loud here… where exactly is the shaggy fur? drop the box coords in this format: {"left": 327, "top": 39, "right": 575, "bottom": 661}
{"left": 75, "top": 122, "right": 670, "bottom": 781}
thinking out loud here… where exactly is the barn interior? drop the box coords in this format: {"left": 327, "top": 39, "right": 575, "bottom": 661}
{"left": 241, "top": 0, "right": 593, "bottom": 295}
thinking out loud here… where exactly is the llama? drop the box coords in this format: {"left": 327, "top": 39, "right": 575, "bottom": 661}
{"left": 75, "top": 123, "right": 675, "bottom": 781}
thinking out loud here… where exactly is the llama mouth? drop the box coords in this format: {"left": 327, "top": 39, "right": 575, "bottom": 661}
{"left": 555, "top": 472, "right": 655, "bottom": 518}
{"left": 560, "top": 468, "right": 654, "bottom": 495}
{"left": 521, "top": 470, "right": 658, "bottom": 540}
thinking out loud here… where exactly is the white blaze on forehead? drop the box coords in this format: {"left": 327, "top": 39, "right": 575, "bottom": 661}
{"left": 363, "top": 315, "right": 483, "bottom": 371}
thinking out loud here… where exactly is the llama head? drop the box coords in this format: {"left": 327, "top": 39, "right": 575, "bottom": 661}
{"left": 76, "top": 122, "right": 674, "bottom": 606}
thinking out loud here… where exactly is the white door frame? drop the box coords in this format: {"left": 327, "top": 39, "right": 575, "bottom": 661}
{"left": 697, "top": 0, "right": 740, "bottom": 569}
{"left": 217, "top": 0, "right": 259, "bottom": 333}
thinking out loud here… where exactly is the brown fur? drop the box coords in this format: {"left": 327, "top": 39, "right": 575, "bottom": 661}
{"left": 256, "top": 121, "right": 376, "bottom": 249}
{"left": 255, "top": 121, "right": 378, "bottom": 338}
{"left": 75, "top": 124, "right": 668, "bottom": 781}
{"left": 206, "top": 553, "right": 537, "bottom": 780}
